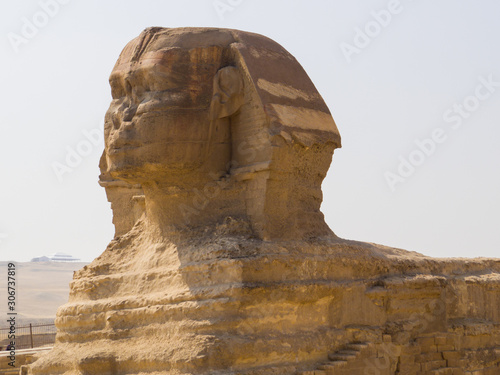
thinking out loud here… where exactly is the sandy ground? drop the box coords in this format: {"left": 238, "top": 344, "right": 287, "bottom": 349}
{"left": 0, "top": 262, "right": 89, "bottom": 325}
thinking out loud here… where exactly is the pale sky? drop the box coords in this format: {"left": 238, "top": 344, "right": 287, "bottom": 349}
{"left": 1, "top": 0, "right": 499, "bottom": 262}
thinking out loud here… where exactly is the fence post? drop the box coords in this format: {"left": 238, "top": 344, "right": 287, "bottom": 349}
{"left": 30, "top": 324, "right": 34, "bottom": 348}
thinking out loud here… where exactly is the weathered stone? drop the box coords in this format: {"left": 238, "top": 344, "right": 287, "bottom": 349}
{"left": 27, "top": 27, "right": 500, "bottom": 375}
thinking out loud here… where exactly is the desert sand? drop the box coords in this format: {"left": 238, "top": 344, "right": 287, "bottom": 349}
{"left": 0, "top": 261, "right": 88, "bottom": 325}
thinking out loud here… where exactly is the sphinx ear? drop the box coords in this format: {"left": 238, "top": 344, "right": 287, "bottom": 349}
{"left": 210, "top": 66, "right": 244, "bottom": 120}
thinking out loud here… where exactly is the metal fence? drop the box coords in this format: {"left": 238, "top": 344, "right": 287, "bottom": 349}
{"left": 0, "top": 323, "right": 56, "bottom": 350}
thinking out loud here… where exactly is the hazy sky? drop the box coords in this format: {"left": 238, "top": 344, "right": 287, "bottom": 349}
{"left": 1, "top": 0, "right": 499, "bottom": 262}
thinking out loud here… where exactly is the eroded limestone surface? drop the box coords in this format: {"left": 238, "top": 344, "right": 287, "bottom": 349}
{"left": 27, "top": 28, "right": 499, "bottom": 375}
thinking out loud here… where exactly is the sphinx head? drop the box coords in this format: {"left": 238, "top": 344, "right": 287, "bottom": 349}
{"left": 101, "top": 27, "right": 341, "bottom": 240}
{"left": 104, "top": 28, "right": 246, "bottom": 187}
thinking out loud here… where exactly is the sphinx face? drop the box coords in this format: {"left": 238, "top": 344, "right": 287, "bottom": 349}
{"left": 104, "top": 37, "right": 231, "bottom": 184}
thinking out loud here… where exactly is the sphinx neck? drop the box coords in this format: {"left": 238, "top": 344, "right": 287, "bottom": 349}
{"left": 141, "top": 180, "right": 246, "bottom": 236}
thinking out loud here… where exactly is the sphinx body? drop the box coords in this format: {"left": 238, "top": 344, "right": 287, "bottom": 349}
{"left": 27, "top": 28, "right": 500, "bottom": 375}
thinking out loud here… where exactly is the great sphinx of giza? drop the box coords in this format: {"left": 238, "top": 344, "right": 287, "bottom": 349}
{"left": 27, "top": 28, "right": 500, "bottom": 375}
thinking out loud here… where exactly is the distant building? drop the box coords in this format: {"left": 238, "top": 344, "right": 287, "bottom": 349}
{"left": 31, "top": 252, "right": 81, "bottom": 262}
{"left": 30, "top": 256, "right": 50, "bottom": 262}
